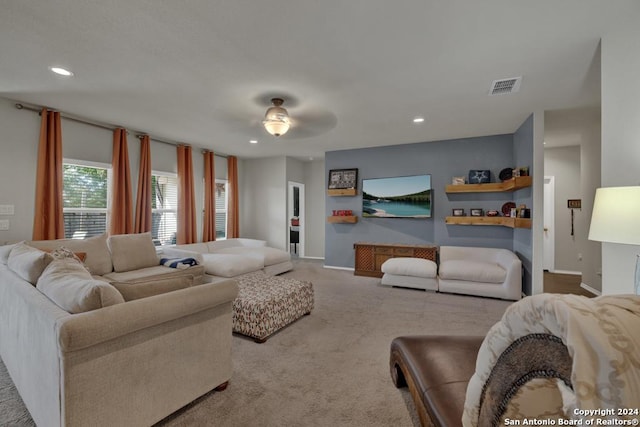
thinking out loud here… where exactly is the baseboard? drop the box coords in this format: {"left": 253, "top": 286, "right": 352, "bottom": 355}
{"left": 300, "top": 256, "right": 324, "bottom": 260}
{"left": 550, "top": 270, "right": 581, "bottom": 275}
{"left": 323, "top": 265, "right": 355, "bottom": 272}
{"left": 580, "top": 282, "right": 602, "bottom": 296}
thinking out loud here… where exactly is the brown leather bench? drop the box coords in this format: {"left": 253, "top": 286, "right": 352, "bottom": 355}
{"left": 389, "top": 335, "right": 484, "bottom": 427}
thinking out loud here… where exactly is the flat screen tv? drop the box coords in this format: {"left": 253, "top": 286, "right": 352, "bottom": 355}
{"left": 362, "top": 174, "right": 431, "bottom": 218}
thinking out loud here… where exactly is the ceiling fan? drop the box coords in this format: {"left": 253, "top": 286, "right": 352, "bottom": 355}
{"left": 223, "top": 92, "right": 338, "bottom": 140}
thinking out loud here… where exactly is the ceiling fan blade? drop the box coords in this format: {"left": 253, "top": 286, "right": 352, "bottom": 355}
{"left": 281, "top": 109, "right": 338, "bottom": 139}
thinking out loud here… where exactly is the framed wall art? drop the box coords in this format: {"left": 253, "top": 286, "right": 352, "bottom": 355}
{"left": 328, "top": 168, "right": 358, "bottom": 190}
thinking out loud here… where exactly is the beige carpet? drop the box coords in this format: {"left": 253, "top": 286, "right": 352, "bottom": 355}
{"left": 0, "top": 260, "right": 512, "bottom": 426}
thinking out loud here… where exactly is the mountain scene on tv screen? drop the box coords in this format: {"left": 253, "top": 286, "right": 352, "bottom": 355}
{"left": 362, "top": 175, "right": 431, "bottom": 218}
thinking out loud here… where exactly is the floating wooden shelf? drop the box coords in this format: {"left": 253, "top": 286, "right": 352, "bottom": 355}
{"left": 327, "top": 215, "right": 358, "bottom": 224}
{"left": 327, "top": 188, "right": 357, "bottom": 196}
{"left": 445, "top": 216, "right": 531, "bottom": 229}
{"left": 445, "top": 176, "right": 532, "bottom": 193}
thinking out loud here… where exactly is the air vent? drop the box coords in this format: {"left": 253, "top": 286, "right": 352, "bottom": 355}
{"left": 489, "top": 76, "right": 522, "bottom": 96}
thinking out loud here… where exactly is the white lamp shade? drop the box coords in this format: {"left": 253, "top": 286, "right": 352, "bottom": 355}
{"left": 262, "top": 99, "right": 291, "bottom": 137}
{"left": 263, "top": 118, "right": 290, "bottom": 137}
{"left": 588, "top": 186, "right": 640, "bottom": 245}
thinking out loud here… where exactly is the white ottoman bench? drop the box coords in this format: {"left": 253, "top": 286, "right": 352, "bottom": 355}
{"left": 381, "top": 258, "right": 438, "bottom": 291}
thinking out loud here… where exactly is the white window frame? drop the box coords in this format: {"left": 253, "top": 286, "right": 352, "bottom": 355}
{"left": 151, "top": 170, "right": 178, "bottom": 246}
{"left": 62, "top": 158, "right": 112, "bottom": 239}
{"left": 215, "top": 179, "right": 228, "bottom": 240}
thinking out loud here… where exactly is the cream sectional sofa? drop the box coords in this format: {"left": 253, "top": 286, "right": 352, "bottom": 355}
{"left": 0, "top": 242, "right": 238, "bottom": 427}
{"left": 437, "top": 245, "right": 522, "bottom": 300}
{"left": 166, "top": 238, "right": 293, "bottom": 282}
{"left": 27, "top": 232, "right": 205, "bottom": 300}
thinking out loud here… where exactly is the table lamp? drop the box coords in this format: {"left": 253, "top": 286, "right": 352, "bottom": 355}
{"left": 588, "top": 186, "right": 640, "bottom": 294}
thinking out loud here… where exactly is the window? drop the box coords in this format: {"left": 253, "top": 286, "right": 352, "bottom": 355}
{"left": 152, "top": 173, "right": 178, "bottom": 246}
{"left": 63, "top": 161, "right": 110, "bottom": 239}
{"left": 215, "top": 180, "right": 228, "bottom": 239}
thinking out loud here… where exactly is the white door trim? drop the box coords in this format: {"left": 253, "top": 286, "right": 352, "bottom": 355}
{"left": 287, "top": 181, "right": 305, "bottom": 257}
{"left": 543, "top": 176, "right": 555, "bottom": 272}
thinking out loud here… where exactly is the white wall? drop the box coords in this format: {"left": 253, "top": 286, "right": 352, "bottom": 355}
{"left": 240, "top": 156, "right": 325, "bottom": 256}
{"left": 304, "top": 159, "right": 325, "bottom": 258}
{"left": 579, "top": 112, "right": 602, "bottom": 293}
{"left": 601, "top": 24, "right": 640, "bottom": 295}
{"left": 544, "top": 146, "right": 582, "bottom": 273}
{"left": 240, "top": 156, "right": 287, "bottom": 250}
{"left": 544, "top": 107, "right": 602, "bottom": 291}
{"left": 0, "top": 98, "right": 40, "bottom": 243}
{"left": 0, "top": 96, "right": 225, "bottom": 244}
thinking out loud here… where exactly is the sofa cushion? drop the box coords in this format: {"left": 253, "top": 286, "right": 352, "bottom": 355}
{"left": 36, "top": 258, "right": 125, "bottom": 313}
{"left": 108, "top": 232, "right": 159, "bottom": 273}
{"left": 381, "top": 258, "right": 437, "bottom": 278}
{"left": 216, "top": 246, "right": 290, "bottom": 266}
{"left": 201, "top": 253, "right": 264, "bottom": 277}
{"left": 28, "top": 233, "right": 113, "bottom": 276}
{"left": 102, "top": 264, "right": 205, "bottom": 300}
{"left": 8, "top": 243, "right": 54, "bottom": 285}
{"left": 438, "top": 260, "right": 506, "bottom": 284}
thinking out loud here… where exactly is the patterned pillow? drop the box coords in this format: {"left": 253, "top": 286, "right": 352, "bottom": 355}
{"left": 49, "top": 246, "right": 87, "bottom": 263}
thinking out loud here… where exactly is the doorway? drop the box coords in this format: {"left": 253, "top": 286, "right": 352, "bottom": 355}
{"left": 288, "top": 181, "right": 305, "bottom": 258}
{"left": 543, "top": 176, "right": 555, "bottom": 272}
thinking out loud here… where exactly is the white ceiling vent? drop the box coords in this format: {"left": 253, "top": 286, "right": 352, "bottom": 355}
{"left": 489, "top": 76, "right": 522, "bottom": 96}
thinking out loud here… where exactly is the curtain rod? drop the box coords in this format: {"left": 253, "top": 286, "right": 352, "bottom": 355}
{"left": 14, "top": 101, "right": 229, "bottom": 158}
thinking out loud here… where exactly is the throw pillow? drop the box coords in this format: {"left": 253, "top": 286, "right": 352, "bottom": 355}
{"left": 108, "top": 232, "right": 159, "bottom": 273}
{"left": 27, "top": 233, "right": 113, "bottom": 276}
{"left": 0, "top": 243, "right": 16, "bottom": 265}
{"left": 36, "top": 258, "right": 125, "bottom": 314}
{"left": 7, "top": 242, "right": 54, "bottom": 285}
{"left": 48, "top": 246, "right": 87, "bottom": 263}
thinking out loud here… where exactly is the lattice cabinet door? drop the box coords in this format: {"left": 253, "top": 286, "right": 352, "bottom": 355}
{"left": 354, "top": 243, "right": 376, "bottom": 277}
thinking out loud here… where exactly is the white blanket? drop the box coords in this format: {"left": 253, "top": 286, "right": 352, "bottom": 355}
{"left": 463, "top": 293, "right": 640, "bottom": 425}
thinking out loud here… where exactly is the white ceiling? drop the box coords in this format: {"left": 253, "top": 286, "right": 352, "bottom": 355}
{"left": 1, "top": 1, "right": 638, "bottom": 160}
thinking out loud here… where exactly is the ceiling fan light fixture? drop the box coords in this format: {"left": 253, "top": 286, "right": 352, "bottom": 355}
{"left": 263, "top": 98, "right": 291, "bottom": 137}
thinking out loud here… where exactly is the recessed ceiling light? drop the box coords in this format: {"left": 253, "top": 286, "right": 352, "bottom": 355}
{"left": 249, "top": 140, "right": 258, "bottom": 144}
{"left": 49, "top": 66, "right": 74, "bottom": 77}
{"left": 413, "top": 117, "right": 425, "bottom": 123}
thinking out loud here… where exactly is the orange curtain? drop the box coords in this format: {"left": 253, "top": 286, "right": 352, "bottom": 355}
{"left": 202, "top": 151, "right": 216, "bottom": 242}
{"left": 32, "top": 108, "right": 65, "bottom": 240}
{"left": 109, "top": 128, "right": 134, "bottom": 235}
{"left": 177, "top": 145, "right": 197, "bottom": 244}
{"left": 227, "top": 155, "right": 240, "bottom": 238}
{"left": 134, "top": 135, "right": 152, "bottom": 233}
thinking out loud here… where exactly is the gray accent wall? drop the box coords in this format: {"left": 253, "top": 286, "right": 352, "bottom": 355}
{"left": 325, "top": 134, "right": 532, "bottom": 272}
